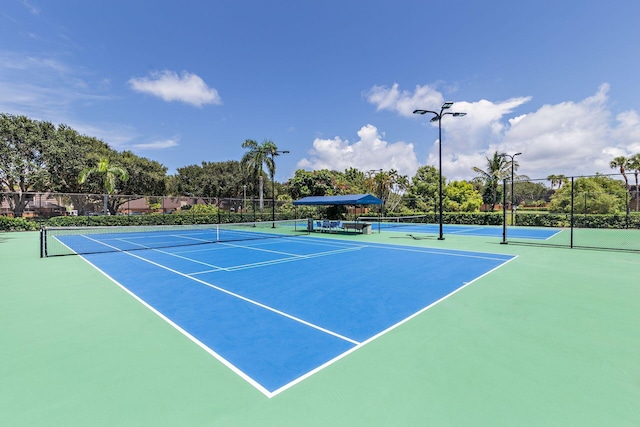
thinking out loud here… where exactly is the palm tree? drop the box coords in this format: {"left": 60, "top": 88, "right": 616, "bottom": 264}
{"left": 609, "top": 156, "right": 630, "bottom": 190}
{"left": 556, "top": 174, "right": 567, "bottom": 188}
{"left": 547, "top": 174, "right": 567, "bottom": 190}
{"left": 78, "top": 157, "right": 129, "bottom": 214}
{"left": 472, "top": 151, "right": 513, "bottom": 211}
{"left": 627, "top": 153, "right": 640, "bottom": 211}
{"left": 241, "top": 139, "right": 278, "bottom": 212}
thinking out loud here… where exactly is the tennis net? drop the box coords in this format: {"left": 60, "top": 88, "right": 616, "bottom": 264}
{"left": 357, "top": 214, "right": 431, "bottom": 229}
{"left": 40, "top": 219, "right": 309, "bottom": 257}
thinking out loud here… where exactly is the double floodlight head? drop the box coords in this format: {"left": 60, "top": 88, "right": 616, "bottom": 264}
{"left": 500, "top": 152, "right": 522, "bottom": 158}
{"left": 413, "top": 102, "right": 466, "bottom": 120}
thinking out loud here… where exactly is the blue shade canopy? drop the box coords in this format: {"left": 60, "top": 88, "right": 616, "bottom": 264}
{"left": 293, "top": 194, "right": 382, "bottom": 206}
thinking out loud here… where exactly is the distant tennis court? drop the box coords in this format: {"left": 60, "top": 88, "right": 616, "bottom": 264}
{"left": 42, "top": 222, "right": 515, "bottom": 397}
{"left": 361, "top": 216, "right": 560, "bottom": 240}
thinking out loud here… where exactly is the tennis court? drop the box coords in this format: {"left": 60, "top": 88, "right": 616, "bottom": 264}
{"left": 44, "top": 223, "right": 514, "bottom": 396}
{"left": 366, "top": 218, "right": 560, "bottom": 240}
{"left": 3, "top": 226, "right": 639, "bottom": 426}
{"left": 359, "top": 215, "right": 562, "bottom": 240}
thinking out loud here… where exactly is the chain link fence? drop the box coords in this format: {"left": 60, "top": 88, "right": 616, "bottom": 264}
{"left": 502, "top": 174, "right": 640, "bottom": 252}
{"left": 0, "top": 192, "right": 298, "bottom": 225}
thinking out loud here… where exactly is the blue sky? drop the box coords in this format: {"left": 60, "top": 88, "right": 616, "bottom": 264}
{"left": 2, "top": 0, "right": 640, "bottom": 183}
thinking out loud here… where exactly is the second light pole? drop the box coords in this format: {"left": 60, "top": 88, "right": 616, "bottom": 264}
{"left": 270, "top": 150, "right": 289, "bottom": 226}
{"left": 500, "top": 152, "right": 522, "bottom": 225}
{"left": 413, "top": 102, "right": 466, "bottom": 240}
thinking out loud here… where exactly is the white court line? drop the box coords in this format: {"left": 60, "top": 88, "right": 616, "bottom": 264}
{"left": 360, "top": 241, "right": 512, "bottom": 262}
{"left": 76, "top": 253, "right": 274, "bottom": 397}
{"left": 114, "top": 238, "right": 227, "bottom": 271}
{"left": 447, "top": 226, "right": 490, "bottom": 234}
{"left": 187, "top": 247, "right": 363, "bottom": 275}
{"left": 222, "top": 246, "right": 364, "bottom": 273}
{"left": 112, "top": 236, "right": 365, "bottom": 275}
{"left": 80, "top": 234, "right": 360, "bottom": 348}
{"left": 76, "top": 232, "right": 515, "bottom": 398}
{"left": 268, "top": 253, "right": 519, "bottom": 396}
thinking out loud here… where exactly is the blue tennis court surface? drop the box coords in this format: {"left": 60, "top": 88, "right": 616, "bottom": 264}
{"left": 374, "top": 223, "right": 561, "bottom": 240}
{"left": 72, "top": 234, "right": 515, "bottom": 397}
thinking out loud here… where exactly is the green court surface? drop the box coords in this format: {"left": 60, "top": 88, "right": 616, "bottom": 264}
{"left": 1, "top": 230, "right": 639, "bottom": 426}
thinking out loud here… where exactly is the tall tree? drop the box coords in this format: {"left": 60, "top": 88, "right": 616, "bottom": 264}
{"left": 43, "top": 125, "right": 113, "bottom": 214}
{"left": 609, "top": 156, "right": 630, "bottom": 190}
{"left": 549, "top": 175, "right": 627, "bottom": 214}
{"left": 44, "top": 125, "right": 111, "bottom": 193}
{"left": 472, "top": 151, "right": 513, "bottom": 211}
{"left": 444, "top": 180, "right": 483, "bottom": 212}
{"left": 174, "top": 160, "right": 244, "bottom": 200}
{"left": 627, "top": 153, "right": 640, "bottom": 211}
{"left": 343, "top": 167, "right": 366, "bottom": 194}
{"left": 0, "top": 114, "right": 54, "bottom": 216}
{"left": 286, "top": 169, "right": 337, "bottom": 199}
{"left": 78, "top": 157, "right": 129, "bottom": 214}
{"left": 241, "top": 139, "right": 278, "bottom": 211}
{"left": 110, "top": 151, "right": 167, "bottom": 213}
{"left": 547, "top": 174, "right": 560, "bottom": 189}
{"left": 406, "top": 165, "right": 442, "bottom": 212}
{"left": 368, "top": 169, "right": 408, "bottom": 213}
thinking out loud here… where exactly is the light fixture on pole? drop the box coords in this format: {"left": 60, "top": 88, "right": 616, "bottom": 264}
{"left": 413, "top": 102, "right": 466, "bottom": 240}
{"left": 500, "top": 152, "right": 522, "bottom": 225}
{"left": 271, "top": 150, "right": 289, "bottom": 226}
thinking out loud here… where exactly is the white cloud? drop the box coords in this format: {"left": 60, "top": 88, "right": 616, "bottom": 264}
{"left": 613, "top": 110, "right": 640, "bottom": 153}
{"left": 365, "top": 83, "right": 444, "bottom": 117}
{"left": 365, "top": 82, "right": 640, "bottom": 181}
{"left": 128, "top": 70, "right": 222, "bottom": 107}
{"left": 0, "top": 51, "right": 114, "bottom": 118}
{"left": 20, "top": 0, "right": 40, "bottom": 15}
{"left": 441, "top": 83, "right": 640, "bottom": 180}
{"left": 297, "top": 124, "right": 419, "bottom": 177}
{"left": 132, "top": 138, "right": 179, "bottom": 150}
{"left": 499, "top": 84, "right": 614, "bottom": 177}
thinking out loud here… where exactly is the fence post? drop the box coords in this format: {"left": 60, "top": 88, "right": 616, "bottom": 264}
{"left": 501, "top": 178, "right": 508, "bottom": 244}
{"left": 570, "top": 177, "right": 574, "bottom": 248}
{"left": 625, "top": 191, "right": 629, "bottom": 228}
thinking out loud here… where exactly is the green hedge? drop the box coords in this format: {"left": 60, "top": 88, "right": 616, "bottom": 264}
{"left": 442, "top": 212, "right": 503, "bottom": 225}
{"left": 0, "top": 217, "right": 40, "bottom": 231}
{"left": 3, "top": 211, "right": 637, "bottom": 232}
{"left": 44, "top": 212, "right": 297, "bottom": 228}
{"left": 46, "top": 213, "right": 225, "bottom": 227}
{"left": 515, "top": 212, "right": 640, "bottom": 228}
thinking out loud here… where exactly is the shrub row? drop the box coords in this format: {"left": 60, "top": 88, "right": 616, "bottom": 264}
{"left": 0, "top": 217, "right": 40, "bottom": 231}
{"left": 2, "top": 211, "right": 638, "bottom": 232}
{"left": 515, "top": 212, "right": 640, "bottom": 228}
{"left": 442, "top": 212, "right": 504, "bottom": 225}
{"left": 43, "top": 212, "right": 297, "bottom": 228}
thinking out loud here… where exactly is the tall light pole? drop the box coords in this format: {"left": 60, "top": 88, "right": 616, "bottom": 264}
{"left": 270, "top": 150, "right": 289, "bottom": 225}
{"left": 413, "top": 102, "right": 466, "bottom": 240}
{"left": 368, "top": 169, "right": 383, "bottom": 217}
{"left": 500, "top": 152, "right": 522, "bottom": 225}
{"left": 242, "top": 184, "right": 247, "bottom": 219}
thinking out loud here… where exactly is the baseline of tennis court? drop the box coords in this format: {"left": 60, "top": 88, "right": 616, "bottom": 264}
{"left": 71, "top": 233, "right": 515, "bottom": 397}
